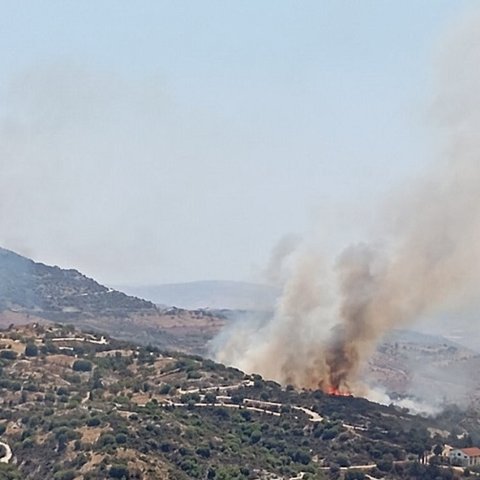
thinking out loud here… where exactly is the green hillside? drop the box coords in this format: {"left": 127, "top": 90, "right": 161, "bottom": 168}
{"left": 0, "top": 323, "right": 476, "bottom": 480}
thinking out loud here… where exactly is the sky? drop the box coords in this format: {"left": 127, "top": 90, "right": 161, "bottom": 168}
{"left": 0, "top": 1, "right": 476, "bottom": 286}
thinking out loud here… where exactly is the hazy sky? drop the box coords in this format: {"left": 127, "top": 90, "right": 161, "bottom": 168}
{"left": 0, "top": 1, "right": 476, "bottom": 285}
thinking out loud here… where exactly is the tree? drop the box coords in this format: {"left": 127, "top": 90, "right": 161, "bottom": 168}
{"left": 109, "top": 465, "right": 129, "bottom": 479}
{"left": 97, "top": 433, "right": 116, "bottom": 448}
{"left": 204, "top": 392, "right": 216, "bottom": 405}
{"left": 410, "top": 442, "right": 427, "bottom": 463}
{"left": 434, "top": 444, "right": 443, "bottom": 457}
{"left": 345, "top": 472, "right": 365, "bottom": 480}
{"left": 336, "top": 454, "right": 350, "bottom": 468}
{"left": 196, "top": 446, "right": 210, "bottom": 458}
{"left": 322, "top": 427, "right": 339, "bottom": 440}
{"left": 0, "top": 463, "right": 22, "bottom": 480}
{"left": 291, "top": 450, "right": 311, "bottom": 465}
{"left": 24, "top": 343, "right": 38, "bottom": 357}
{"left": 57, "top": 433, "right": 68, "bottom": 453}
{"left": 87, "top": 417, "right": 101, "bottom": 427}
{"left": 72, "top": 359, "right": 92, "bottom": 372}
{"left": 53, "top": 471, "right": 75, "bottom": 480}
{"left": 159, "top": 383, "right": 171, "bottom": 395}
{"left": 249, "top": 430, "right": 261, "bottom": 444}
{"left": 231, "top": 394, "right": 243, "bottom": 405}
{"left": 0, "top": 351, "right": 16, "bottom": 360}
{"left": 329, "top": 464, "right": 340, "bottom": 480}
{"left": 376, "top": 454, "right": 394, "bottom": 472}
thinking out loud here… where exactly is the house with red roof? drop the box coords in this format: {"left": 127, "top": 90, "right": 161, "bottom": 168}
{"left": 449, "top": 447, "right": 480, "bottom": 467}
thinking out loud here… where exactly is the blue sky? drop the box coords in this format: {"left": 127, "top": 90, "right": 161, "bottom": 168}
{"left": 0, "top": 1, "right": 476, "bottom": 284}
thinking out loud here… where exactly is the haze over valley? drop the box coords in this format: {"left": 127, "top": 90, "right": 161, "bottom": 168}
{"left": 1, "top": 2, "right": 480, "bottom": 479}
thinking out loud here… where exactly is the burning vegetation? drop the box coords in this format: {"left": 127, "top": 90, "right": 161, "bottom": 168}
{"left": 215, "top": 14, "right": 480, "bottom": 397}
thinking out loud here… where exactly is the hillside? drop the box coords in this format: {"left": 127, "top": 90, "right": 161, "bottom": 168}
{"left": 0, "top": 248, "right": 227, "bottom": 354}
{"left": 2, "top": 247, "right": 479, "bottom": 409}
{"left": 0, "top": 247, "right": 155, "bottom": 317}
{"left": 0, "top": 323, "right": 476, "bottom": 480}
{"left": 366, "top": 330, "right": 480, "bottom": 407}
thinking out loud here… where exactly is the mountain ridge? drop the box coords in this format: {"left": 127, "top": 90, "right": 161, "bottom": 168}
{"left": 0, "top": 246, "right": 155, "bottom": 315}
{"left": 0, "top": 247, "right": 227, "bottom": 353}
{"left": 2, "top": 246, "right": 479, "bottom": 408}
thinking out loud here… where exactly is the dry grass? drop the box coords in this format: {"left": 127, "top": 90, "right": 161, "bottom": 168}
{"left": 78, "top": 426, "right": 106, "bottom": 444}
{"left": 79, "top": 452, "right": 106, "bottom": 474}
{"left": 46, "top": 354, "right": 75, "bottom": 368}
{"left": 131, "top": 393, "right": 151, "bottom": 406}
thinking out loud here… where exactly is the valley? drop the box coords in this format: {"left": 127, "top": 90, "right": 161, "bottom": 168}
{"left": 1, "top": 248, "right": 480, "bottom": 479}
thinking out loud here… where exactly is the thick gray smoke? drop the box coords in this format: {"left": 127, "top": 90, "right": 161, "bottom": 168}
{"left": 215, "top": 12, "right": 480, "bottom": 394}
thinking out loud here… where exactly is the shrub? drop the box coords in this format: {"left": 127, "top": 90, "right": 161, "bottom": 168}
{"left": 23, "top": 383, "right": 38, "bottom": 392}
{"left": 24, "top": 343, "right": 38, "bottom": 357}
{"left": 322, "top": 427, "right": 339, "bottom": 440}
{"left": 196, "top": 446, "right": 210, "bottom": 458}
{"left": 230, "top": 394, "right": 243, "bottom": 405}
{"left": 291, "top": 450, "right": 311, "bottom": 465}
{"left": 187, "top": 370, "right": 201, "bottom": 380}
{"left": 0, "top": 351, "right": 17, "bottom": 360}
{"left": 377, "top": 454, "right": 394, "bottom": 472}
{"left": 72, "top": 360, "right": 93, "bottom": 372}
{"left": 87, "top": 417, "right": 101, "bottom": 427}
{"left": 109, "top": 464, "right": 129, "bottom": 479}
{"left": 158, "top": 384, "right": 171, "bottom": 395}
{"left": 115, "top": 433, "right": 127, "bottom": 445}
{"left": 0, "top": 463, "right": 22, "bottom": 479}
{"left": 180, "top": 393, "right": 200, "bottom": 403}
{"left": 260, "top": 391, "right": 270, "bottom": 401}
{"left": 250, "top": 430, "right": 261, "bottom": 444}
{"left": 204, "top": 392, "right": 217, "bottom": 404}
{"left": 336, "top": 454, "right": 350, "bottom": 467}
{"left": 345, "top": 472, "right": 365, "bottom": 480}
{"left": 53, "top": 470, "right": 76, "bottom": 480}
{"left": 97, "top": 433, "right": 116, "bottom": 448}
{"left": 160, "top": 442, "right": 173, "bottom": 452}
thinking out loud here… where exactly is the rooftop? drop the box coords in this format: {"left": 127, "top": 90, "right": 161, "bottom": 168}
{"left": 460, "top": 448, "right": 480, "bottom": 457}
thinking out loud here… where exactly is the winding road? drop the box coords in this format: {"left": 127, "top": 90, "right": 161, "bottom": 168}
{"left": 0, "top": 441, "right": 12, "bottom": 464}
{"left": 162, "top": 390, "right": 323, "bottom": 423}
{"left": 51, "top": 335, "right": 108, "bottom": 345}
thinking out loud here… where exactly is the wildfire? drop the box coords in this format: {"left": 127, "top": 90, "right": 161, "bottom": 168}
{"left": 326, "top": 386, "right": 351, "bottom": 397}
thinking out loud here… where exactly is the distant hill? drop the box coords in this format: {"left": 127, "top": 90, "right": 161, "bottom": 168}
{"left": 3, "top": 246, "right": 479, "bottom": 408}
{"left": 367, "top": 329, "right": 480, "bottom": 407}
{"left": 0, "top": 247, "right": 227, "bottom": 353}
{"left": 0, "top": 247, "right": 156, "bottom": 318}
{"left": 117, "top": 280, "right": 279, "bottom": 310}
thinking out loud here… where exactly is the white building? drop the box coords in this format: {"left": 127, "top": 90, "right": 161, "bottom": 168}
{"left": 449, "top": 447, "right": 480, "bottom": 467}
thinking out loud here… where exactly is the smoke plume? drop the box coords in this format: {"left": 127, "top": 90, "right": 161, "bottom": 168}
{"left": 214, "top": 11, "right": 480, "bottom": 394}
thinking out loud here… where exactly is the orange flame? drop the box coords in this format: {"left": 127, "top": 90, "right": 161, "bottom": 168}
{"left": 326, "top": 386, "right": 351, "bottom": 396}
